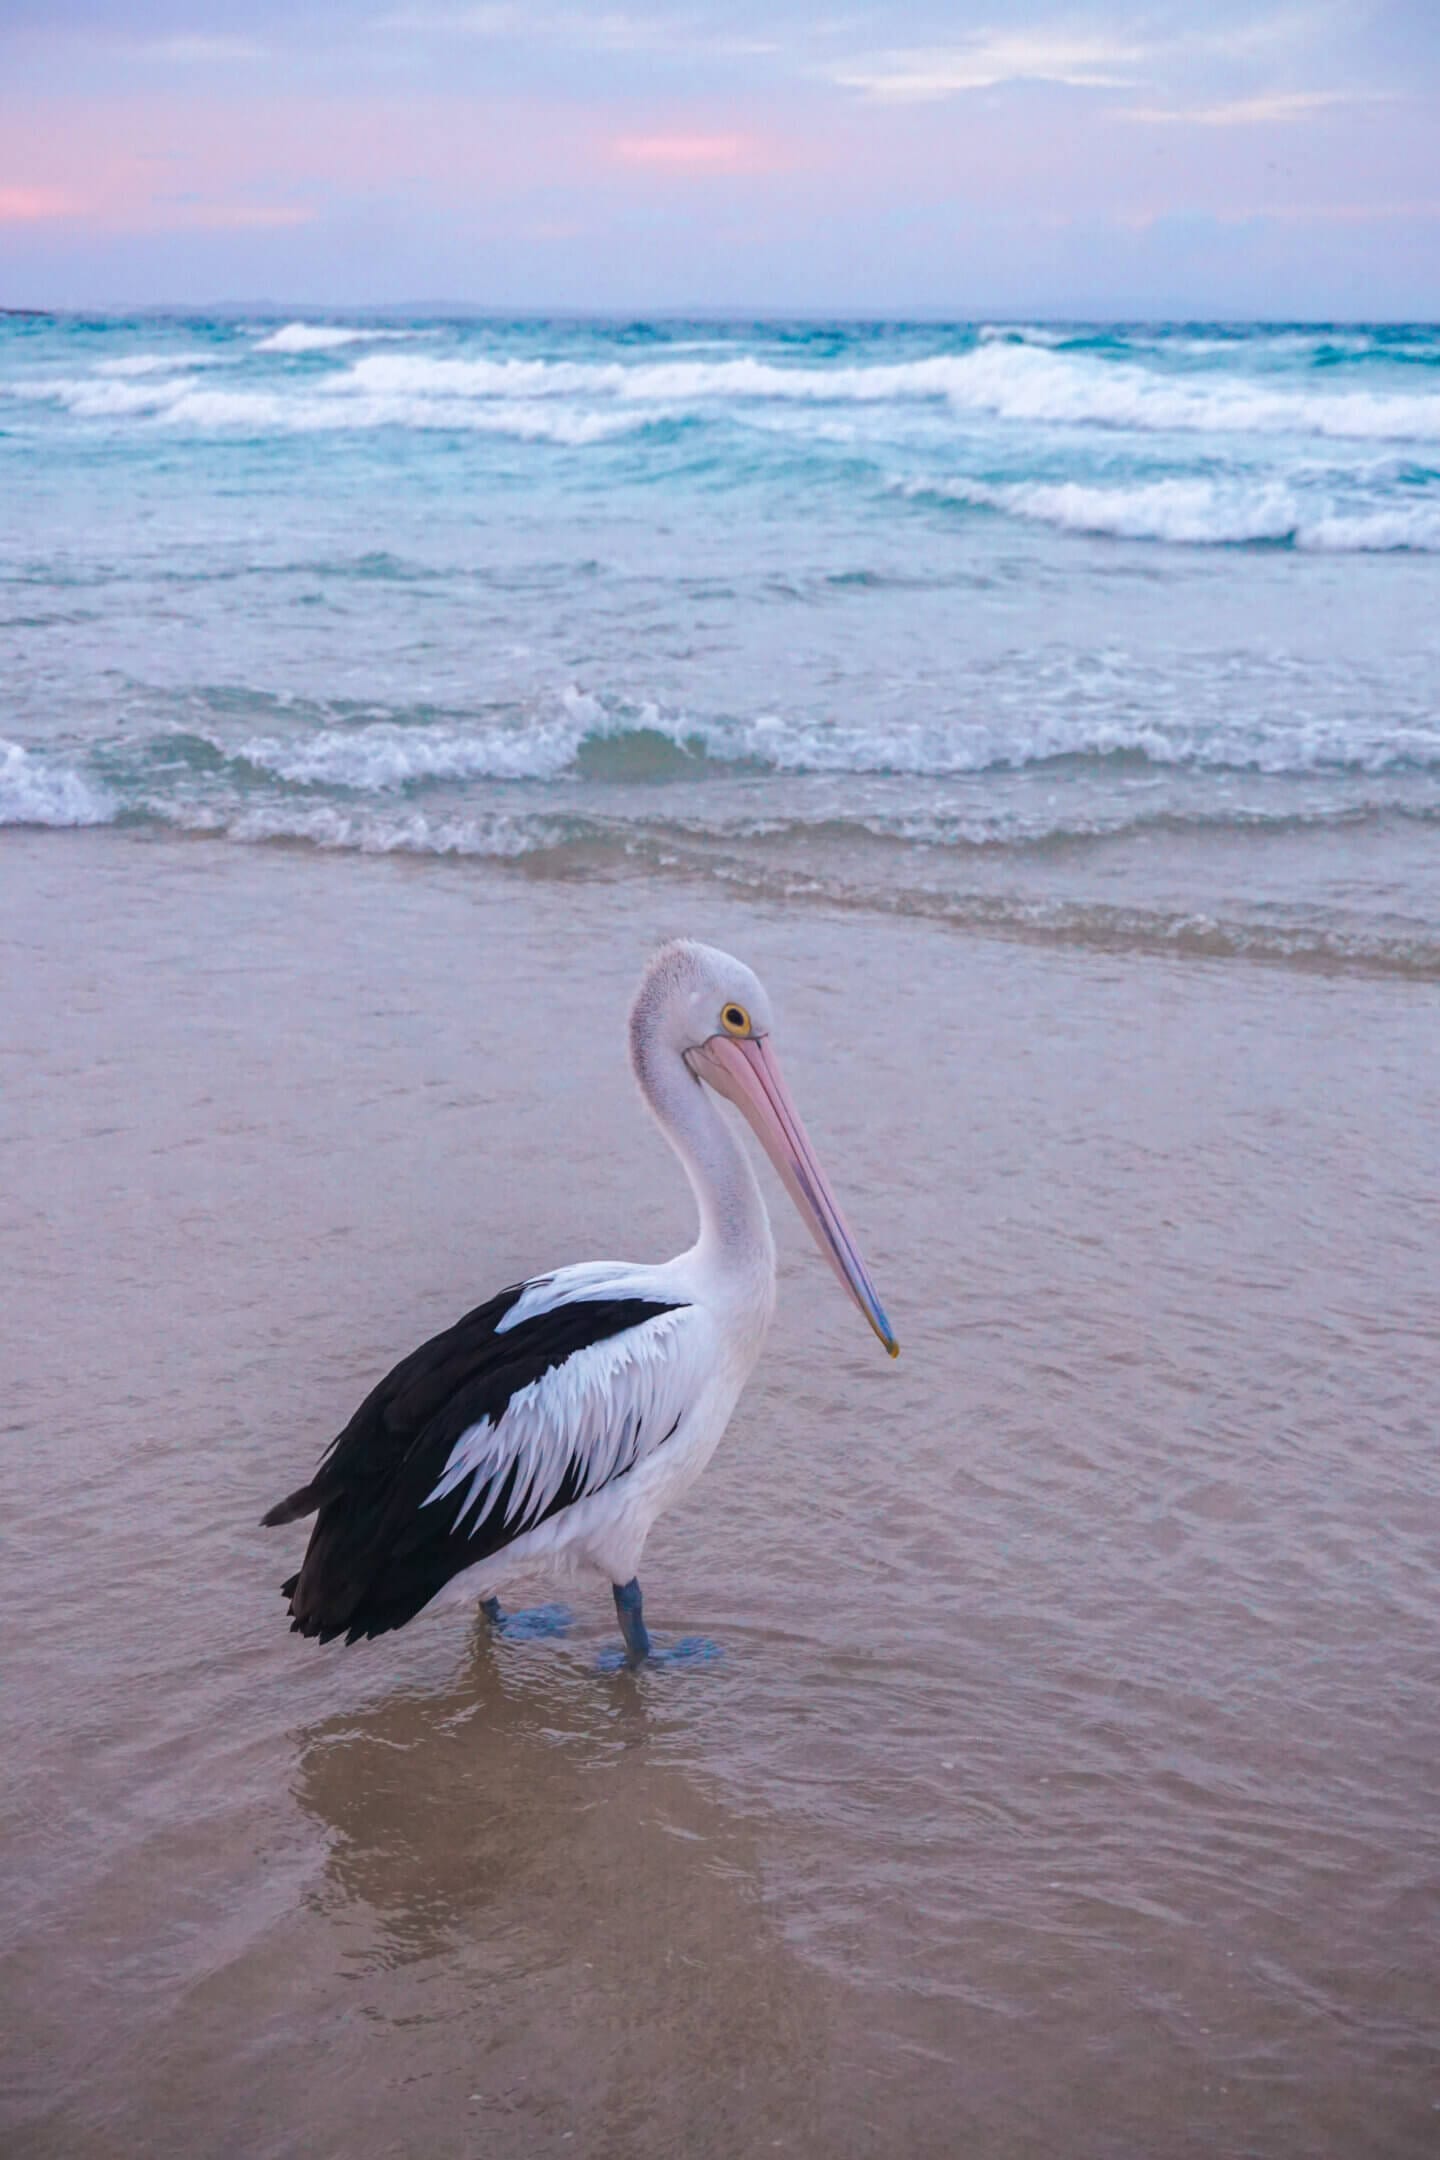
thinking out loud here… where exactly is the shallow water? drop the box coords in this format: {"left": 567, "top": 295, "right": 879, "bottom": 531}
{"left": 3, "top": 832, "right": 1437, "bottom": 2157}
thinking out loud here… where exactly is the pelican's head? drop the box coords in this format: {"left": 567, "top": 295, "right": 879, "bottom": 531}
{"left": 631, "top": 940, "right": 898, "bottom": 1358}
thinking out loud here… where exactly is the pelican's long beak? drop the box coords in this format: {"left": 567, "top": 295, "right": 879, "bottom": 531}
{"left": 687, "top": 1032, "right": 898, "bottom": 1357}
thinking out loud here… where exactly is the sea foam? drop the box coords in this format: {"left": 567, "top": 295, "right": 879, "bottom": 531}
{"left": 15, "top": 336, "right": 1440, "bottom": 452}
{"left": 160, "top": 799, "right": 546, "bottom": 856}
{"left": 328, "top": 345, "right": 1440, "bottom": 442}
{"left": 251, "top": 323, "right": 430, "bottom": 353}
{"left": 0, "top": 742, "right": 114, "bottom": 827}
{"left": 3, "top": 371, "right": 657, "bottom": 441}
{"left": 183, "top": 686, "right": 1440, "bottom": 789}
{"left": 900, "top": 474, "right": 1440, "bottom": 551}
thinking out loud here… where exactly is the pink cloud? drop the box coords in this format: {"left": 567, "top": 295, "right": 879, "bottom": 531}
{"left": 610, "top": 133, "right": 773, "bottom": 174}
{"left": 0, "top": 91, "right": 591, "bottom": 238}
{"left": 0, "top": 185, "right": 84, "bottom": 222}
{"left": 0, "top": 92, "right": 811, "bottom": 254}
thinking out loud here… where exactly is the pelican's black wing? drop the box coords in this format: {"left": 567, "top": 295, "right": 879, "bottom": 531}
{"left": 262, "top": 1282, "right": 687, "bottom": 1644}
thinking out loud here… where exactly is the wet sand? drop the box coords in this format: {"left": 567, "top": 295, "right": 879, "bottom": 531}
{"left": 3, "top": 829, "right": 1438, "bottom": 2158}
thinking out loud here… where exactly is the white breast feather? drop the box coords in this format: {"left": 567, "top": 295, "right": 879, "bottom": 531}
{"left": 423, "top": 1308, "right": 703, "bottom": 1537}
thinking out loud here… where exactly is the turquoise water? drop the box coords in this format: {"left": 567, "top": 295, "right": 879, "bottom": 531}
{"left": 4, "top": 314, "right": 1439, "bottom": 972}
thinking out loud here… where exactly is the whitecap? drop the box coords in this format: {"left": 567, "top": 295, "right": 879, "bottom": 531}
{"left": 21, "top": 338, "right": 1440, "bottom": 449}
{"left": 900, "top": 473, "right": 1440, "bottom": 551}
{"left": 157, "top": 800, "right": 549, "bottom": 857}
{"left": 162, "top": 384, "right": 651, "bottom": 440}
{"left": 252, "top": 322, "right": 431, "bottom": 353}
{"left": 1299, "top": 504, "right": 1440, "bottom": 551}
{"left": 0, "top": 741, "right": 114, "bottom": 827}
{"left": 329, "top": 346, "right": 1440, "bottom": 442}
{"left": 977, "top": 324, "right": 1069, "bottom": 347}
{"left": 0, "top": 374, "right": 203, "bottom": 417}
{"left": 212, "top": 684, "right": 1440, "bottom": 787}
{"left": 1, "top": 368, "right": 660, "bottom": 441}
{"left": 233, "top": 720, "right": 579, "bottom": 788}
{"left": 228, "top": 687, "right": 608, "bottom": 790}
{"left": 927, "top": 345, "right": 1440, "bottom": 443}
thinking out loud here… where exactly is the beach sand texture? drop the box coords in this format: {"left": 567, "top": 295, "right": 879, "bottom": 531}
{"left": 3, "top": 830, "right": 1437, "bottom": 2159}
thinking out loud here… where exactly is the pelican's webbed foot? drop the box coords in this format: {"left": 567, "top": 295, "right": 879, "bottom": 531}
{"left": 599, "top": 1578, "right": 722, "bottom": 1670}
{"left": 481, "top": 1597, "right": 572, "bottom": 1640}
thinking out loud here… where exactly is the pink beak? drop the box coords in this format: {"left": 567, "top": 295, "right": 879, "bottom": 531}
{"left": 686, "top": 1032, "right": 898, "bottom": 1357}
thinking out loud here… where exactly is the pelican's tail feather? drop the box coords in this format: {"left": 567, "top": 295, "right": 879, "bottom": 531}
{"left": 261, "top": 1483, "right": 323, "bottom": 1528}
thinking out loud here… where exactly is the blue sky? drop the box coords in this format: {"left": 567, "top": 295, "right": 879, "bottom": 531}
{"left": 2, "top": 3, "right": 1437, "bottom": 314}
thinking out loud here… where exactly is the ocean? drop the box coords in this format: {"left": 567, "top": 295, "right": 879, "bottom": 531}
{"left": 4, "top": 313, "right": 1440, "bottom": 975}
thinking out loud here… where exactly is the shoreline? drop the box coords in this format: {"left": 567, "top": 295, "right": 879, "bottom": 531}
{"left": 9, "top": 817, "right": 1440, "bottom": 984}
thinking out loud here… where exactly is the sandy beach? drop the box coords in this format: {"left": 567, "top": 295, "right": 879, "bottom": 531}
{"left": 3, "top": 826, "right": 1437, "bottom": 2158}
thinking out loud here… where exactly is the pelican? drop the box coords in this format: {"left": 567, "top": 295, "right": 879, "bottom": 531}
{"left": 263, "top": 940, "right": 897, "bottom": 1667}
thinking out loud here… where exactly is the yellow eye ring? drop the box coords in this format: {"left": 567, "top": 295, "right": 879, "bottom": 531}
{"left": 720, "top": 1002, "right": 752, "bottom": 1037}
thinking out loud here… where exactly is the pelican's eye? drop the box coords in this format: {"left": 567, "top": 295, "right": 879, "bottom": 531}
{"left": 720, "top": 1002, "right": 752, "bottom": 1037}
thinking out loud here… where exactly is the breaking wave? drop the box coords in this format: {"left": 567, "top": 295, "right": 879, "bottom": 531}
{"left": 10, "top": 328, "right": 1440, "bottom": 462}
{"left": 901, "top": 474, "right": 1440, "bottom": 551}
{"left": 325, "top": 345, "right": 1440, "bottom": 443}
{"left": 0, "top": 741, "right": 114, "bottom": 827}
{"left": 251, "top": 322, "right": 431, "bottom": 353}
{"left": 93, "top": 687, "right": 1440, "bottom": 792}
{"left": 25, "top": 343, "right": 1423, "bottom": 447}
{"left": 3, "top": 373, "right": 662, "bottom": 441}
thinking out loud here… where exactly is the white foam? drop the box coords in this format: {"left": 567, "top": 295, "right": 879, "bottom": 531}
{"left": 159, "top": 799, "right": 546, "bottom": 856}
{"left": 234, "top": 720, "right": 577, "bottom": 788}
{"left": 211, "top": 683, "right": 1440, "bottom": 788}
{"left": 330, "top": 346, "right": 1440, "bottom": 442}
{"left": 1, "top": 370, "right": 656, "bottom": 441}
{"left": 16, "top": 337, "right": 1439, "bottom": 448}
{"left": 928, "top": 345, "right": 1440, "bottom": 443}
{"left": 680, "top": 697, "right": 1440, "bottom": 779}
{"left": 332, "top": 350, "right": 957, "bottom": 406}
{"left": 977, "top": 324, "right": 1069, "bottom": 347}
{"left": 1006, "top": 476, "right": 1300, "bottom": 544}
{"left": 252, "top": 323, "right": 430, "bottom": 353}
{"left": 1299, "top": 504, "right": 1440, "bottom": 552}
{"left": 0, "top": 741, "right": 114, "bottom": 827}
{"left": 1, "top": 374, "right": 204, "bottom": 417}
{"left": 902, "top": 474, "right": 1440, "bottom": 551}
{"left": 230, "top": 688, "right": 609, "bottom": 789}
{"left": 732, "top": 712, "right": 1438, "bottom": 778}
{"left": 190, "top": 388, "right": 647, "bottom": 441}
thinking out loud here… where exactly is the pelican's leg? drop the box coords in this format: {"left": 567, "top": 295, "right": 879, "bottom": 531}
{"left": 613, "top": 1577, "right": 652, "bottom": 1665}
{"left": 599, "top": 1578, "right": 721, "bottom": 1670}
{"left": 481, "top": 1595, "right": 571, "bottom": 1640}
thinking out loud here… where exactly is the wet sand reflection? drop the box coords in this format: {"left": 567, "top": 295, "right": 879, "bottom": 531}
{"left": 283, "top": 1628, "right": 857, "bottom": 2157}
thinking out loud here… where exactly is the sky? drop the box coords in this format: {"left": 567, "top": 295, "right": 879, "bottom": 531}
{"left": 2, "top": 2, "right": 1437, "bottom": 315}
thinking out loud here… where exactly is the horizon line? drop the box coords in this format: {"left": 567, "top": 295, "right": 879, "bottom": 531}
{"left": 5, "top": 302, "right": 1440, "bottom": 328}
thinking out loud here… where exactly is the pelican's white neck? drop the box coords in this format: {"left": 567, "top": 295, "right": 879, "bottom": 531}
{"left": 629, "top": 1015, "right": 775, "bottom": 1294}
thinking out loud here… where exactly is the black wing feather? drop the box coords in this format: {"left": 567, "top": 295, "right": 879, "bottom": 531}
{"left": 263, "top": 1283, "right": 686, "bottom": 1644}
